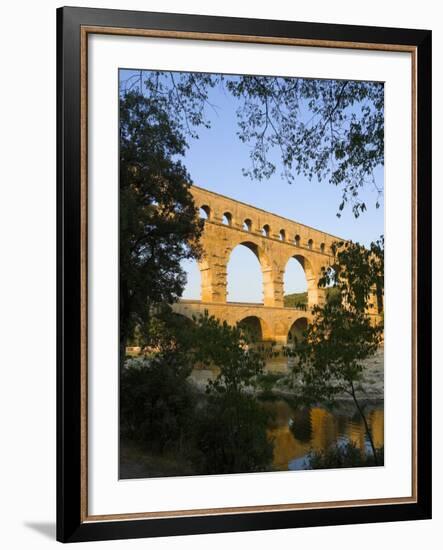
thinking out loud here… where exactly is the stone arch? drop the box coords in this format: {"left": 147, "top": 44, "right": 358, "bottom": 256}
{"left": 188, "top": 186, "right": 339, "bottom": 310}
{"left": 262, "top": 224, "right": 271, "bottom": 237}
{"left": 226, "top": 243, "right": 263, "bottom": 303}
{"left": 222, "top": 211, "right": 232, "bottom": 226}
{"left": 170, "top": 311, "right": 197, "bottom": 327}
{"left": 287, "top": 317, "right": 308, "bottom": 345}
{"left": 243, "top": 218, "right": 252, "bottom": 231}
{"left": 181, "top": 258, "right": 201, "bottom": 300}
{"left": 227, "top": 240, "right": 279, "bottom": 307}
{"left": 283, "top": 256, "right": 308, "bottom": 308}
{"left": 237, "top": 315, "right": 272, "bottom": 342}
{"left": 284, "top": 254, "right": 320, "bottom": 309}
{"left": 199, "top": 204, "right": 211, "bottom": 220}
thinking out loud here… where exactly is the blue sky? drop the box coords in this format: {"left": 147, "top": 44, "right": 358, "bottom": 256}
{"left": 120, "top": 70, "right": 384, "bottom": 303}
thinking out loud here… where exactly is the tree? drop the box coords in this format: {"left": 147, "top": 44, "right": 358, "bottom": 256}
{"left": 120, "top": 309, "right": 274, "bottom": 475}
{"left": 288, "top": 238, "right": 384, "bottom": 464}
{"left": 121, "top": 71, "right": 384, "bottom": 216}
{"left": 189, "top": 313, "right": 274, "bottom": 474}
{"left": 119, "top": 91, "right": 203, "bottom": 365}
{"left": 191, "top": 312, "right": 266, "bottom": 394}
{"left": 120, "top": 354, "right": 196, "bottom": 454}
{"left": 322, "top": 236, "right": 384, "bottom": 313}
{"left": 226, "top": 77, "right": 383, "bottom": 217}
{"left": 120, "top": 309, "right": 198, "bottom": 455}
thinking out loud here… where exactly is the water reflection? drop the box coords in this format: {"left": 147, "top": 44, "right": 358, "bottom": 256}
{"left": 263, "top": 400, "right": 384, "bottom": 470}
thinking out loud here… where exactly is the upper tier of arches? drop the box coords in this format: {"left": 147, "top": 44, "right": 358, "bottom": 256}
{"left": 194, "top": 185, "right": 335, "bottom": 256}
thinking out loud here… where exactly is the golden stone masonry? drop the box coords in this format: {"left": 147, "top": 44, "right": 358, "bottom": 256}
{"left": 172, "top": 185, "right": 380, "bottom": 348}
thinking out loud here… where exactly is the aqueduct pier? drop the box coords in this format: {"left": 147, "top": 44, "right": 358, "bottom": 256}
{"left": 172, "top": 185, "right": 382, "bottom": 348}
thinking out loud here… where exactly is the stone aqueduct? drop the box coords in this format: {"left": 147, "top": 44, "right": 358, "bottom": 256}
{"left": 172, "top": 185, "right": 356, "bottom": 347}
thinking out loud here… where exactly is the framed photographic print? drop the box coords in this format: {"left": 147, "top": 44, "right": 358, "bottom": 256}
{"left": 57, "top": 6, "right": 432, "bottom": 543}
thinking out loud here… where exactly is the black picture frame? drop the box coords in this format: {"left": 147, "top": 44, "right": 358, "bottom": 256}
{"left": 57, "top": 6, "right": 432, "bottom": 543}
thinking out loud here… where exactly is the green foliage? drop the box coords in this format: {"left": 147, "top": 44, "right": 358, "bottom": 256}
{"left": 308, "top": 442, "right": 384, "bottom": 469}
{"left": 120, "top": 356, "right": 196, "bottom": 453}
{"left": 189, "top": 313, "right": 274, "bottom": 474}
{"left": 284, "top": 292, "right": 308, "bottom": 308}
{"left": 256, "top": 372, "right": 284, "bottom": 394}
{"left": 320, "top": 236, "right": 384, "bottom": 313}
{"left": 119, "top": 91, "right": 203, "bottom": 360}
{"left": 183, "top": 313, "right": 274, "bottom": 473}
{"left": 290, "top": 303, "right": 382, "bottom": 405}
{"left": 122, "top": 70, "right": 219, "bottom": 138}
{"left": 191, "top": 312, "right": 266, "bottom": 393}
{"left": 121, "top": 71, "right": 384, "bottom": 216}
{"left": 325, "top": 286, "right": 341, "bottom": 306}
{"left": 288, "top": 237, "right": 384, "bottom": 463}
{"left": 121, "top": 309, "right": 274, "bottom": 475}
{"left": 148, "top": 306, "right": 197, "bottom": 359}
{"left": 284, "top": 287, "right": 341, "bottom": 308}
{"left": 193, "top": 391, "right": 274, "bottom": 474}
{"left": 120, "top": 308, "right": 198, "bottom": 454}
{"left": 226, "top": 77, "right": 384, "bottom": 217}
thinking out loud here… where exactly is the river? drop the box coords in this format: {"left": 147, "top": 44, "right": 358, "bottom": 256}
{"left": 262, "top": 399, "right": 384, "bottom": 470}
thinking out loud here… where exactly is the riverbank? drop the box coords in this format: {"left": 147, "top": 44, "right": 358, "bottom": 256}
{"left": 190, "top": 346, "right": 384, "bottom": 402}
{"left": 120, "top": 439, "right": 197, "bottom": 479}
{"left": 120, "top": 396, "right": 384, "bottom": 478}
{"left": 120, "top": 348, "right": 384, "bottom": 479}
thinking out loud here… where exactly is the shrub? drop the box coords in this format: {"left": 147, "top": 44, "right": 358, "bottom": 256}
{"left": 193, "top": 391, "right": 274, "bottom": 474}
{"left": 307, "top": 441, "right": 384, "bottom": 469}
{"left": 120, "top": 352, "right": 196, "bottom": 454}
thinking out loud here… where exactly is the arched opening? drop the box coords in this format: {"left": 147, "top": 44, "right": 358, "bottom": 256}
{"left": 320, "top": 242, "right": 325, "bottom": 253}
{"left": 222, "top": 212, "right": 232, "bottom": 226}
{"left": 279, "top": 229, "right": 286, "bottom": 241}
{"left": 237, "top": 315, "right": 273, "bottom": 351}
{"left": 199, "top": 205, "right": 211, "bottom": 220}
{"left": 227, "top": 243, "right": 263, "bottom": 303}
{"left": 287, "top": 317, "right": 308, "bottom": 345}
{"left": 238, "top": 316, "right": 265, "bottom": 343}
{"left": 307, "top": 238, "right": 313, "bottom": 250}
{"left": 180, "top": 258, "right": 201, "bottom": 300}
{"left": 284, "top": 254, "right": 317, "bottom": 309}
{"left": 243, "top": 218, "right": 252, "bottom": 231}
{"left": 283, "top": 256, "right": 308, "bottom": 309}
{"left": 262, "top": 224, "right": 270, "bottom": 237}
{"left": 294, "top": 235, "right": 300, "bottom": 246}
{"left": 170, "top": 312, "right": 196, "bottom": 329}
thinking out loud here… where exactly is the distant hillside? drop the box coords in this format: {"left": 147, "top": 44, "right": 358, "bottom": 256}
{"left": 284, "top": 292, "right": 308, "bottom": 308}
{"left": 284, "top": 287, "right": 340, "bottom": 308}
